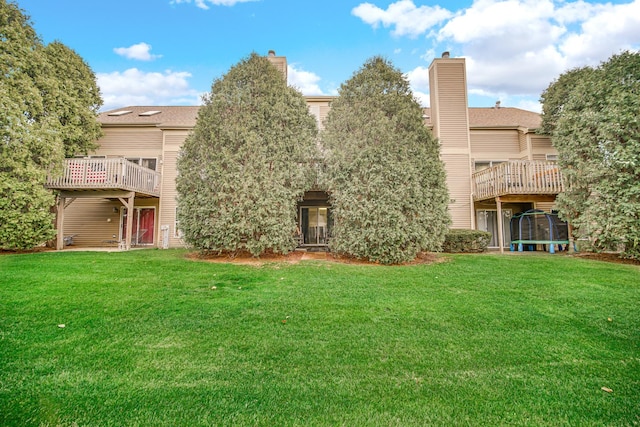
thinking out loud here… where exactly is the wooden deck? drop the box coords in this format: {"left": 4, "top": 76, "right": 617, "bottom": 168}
{"left": 472, "top": 160, "right": 564, "bottom": 201}
{"left": 46, "top": 158, "right": 161, "bottom": 197}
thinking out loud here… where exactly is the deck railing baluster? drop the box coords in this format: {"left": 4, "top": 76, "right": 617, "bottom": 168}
{"left": 472, "top": 160, "right": 564, "bottom": 201}
{"left": 46, "top": 158, "right": 161, "bottom": 197}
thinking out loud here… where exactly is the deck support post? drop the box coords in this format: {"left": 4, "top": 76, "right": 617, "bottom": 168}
{"left": 56, "top": 195, "right": 65, "bottom": 251}
{"left": 125, "top": 193, "right": 134, "bottom": 251}
{"left": 117, "top": 192, "right": 135, "bottom": 250}
{"left": 496, "top": 198, "right": 504, "bottom": 254}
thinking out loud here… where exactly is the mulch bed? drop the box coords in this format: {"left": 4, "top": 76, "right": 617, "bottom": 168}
{"left": 570, "top": 252, "right": 640, "bottom": 266}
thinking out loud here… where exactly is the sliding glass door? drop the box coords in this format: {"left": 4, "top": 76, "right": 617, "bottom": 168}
{"left": 300, "top": 207, "right": 330, "bottom": 245}
{"left": 476, "top": 209, "right": 512, "bottom": 248}
{"left": 121, "top": 207, "right": 155, "bottom": 245}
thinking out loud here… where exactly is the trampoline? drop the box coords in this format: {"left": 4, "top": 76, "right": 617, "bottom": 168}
{"left": 510, "top": 209, "right": 569, "bottom": 253}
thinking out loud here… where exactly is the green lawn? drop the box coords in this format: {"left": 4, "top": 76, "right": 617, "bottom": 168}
{"left": 1, "top": 249, "right": 638, "bottom": 426}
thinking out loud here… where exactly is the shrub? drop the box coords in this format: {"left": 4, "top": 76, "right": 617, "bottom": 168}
{"left": 322, "top": 57, "right": 450, "bottom": 264}
{"left": 176, "top": 53, "right": 318, "bottom": 256}
{"left": 442, "top": 229, "right": 491, "bottom": 253}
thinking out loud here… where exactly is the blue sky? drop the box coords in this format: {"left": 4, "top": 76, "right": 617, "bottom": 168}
{"left": 16, "top": 0, "right": 640, "bottom": 112}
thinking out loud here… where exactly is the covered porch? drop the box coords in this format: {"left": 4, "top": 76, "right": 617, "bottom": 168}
{"left": 472, "top": 161, "right": 565, "bottom": 253}
{"left": 46, "top": 158, "right": 161, "bottom": 250}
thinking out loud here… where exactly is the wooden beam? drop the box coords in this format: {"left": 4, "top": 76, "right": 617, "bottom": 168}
{"left": 496, "top": 195, "right": 557, "bottom": 203}
{"left": 496, "top": 198, "right": 504, "bottom": 254}
{"left": 64, "top": 197, "right": 76, "bottom": 208}
{"left": 56, "top": 195, "right": 65, "bottom": 250}
{"left": 125, "top": 193, "right": 134, "bottom": 251}
{"left": 58, "top": 190, "right": 137, "bottom": 199}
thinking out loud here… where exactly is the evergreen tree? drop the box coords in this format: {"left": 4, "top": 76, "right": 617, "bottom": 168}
{"left": 0, "top": 0, "right": 102, "bottom": 249}
{"left": 322, "top": 57, "right": 450, "bottom": 264}
{"left": 42, "top": 41, "right": 103, "bottom": 157}
{"left": 176, "top": 53, "right": 319, "bottom": 256}
{"left": 541, "top": 51, "right": 640, "bottom": 259}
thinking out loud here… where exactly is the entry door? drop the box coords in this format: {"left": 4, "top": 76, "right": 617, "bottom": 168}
{"left": 121, "top": 208, "right": 155, "bottom": 245}
{"left": 301, "top": 207, "right": 329, "bottom": 245}
{"left": 476, "top": 209, "right": 512, "bottom": 248}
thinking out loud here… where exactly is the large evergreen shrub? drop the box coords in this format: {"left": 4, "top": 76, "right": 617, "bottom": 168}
{"left": 0, "top": 1, "right": 102, "bottom": 249}
{"left": 322, "top": 57, "right": 450, "bottom": 264}
{"left": 176, "top": 53, "right": 319, "bottom": 256}
{"left": 540, "top": 51, "right": 640, "bottom": 260}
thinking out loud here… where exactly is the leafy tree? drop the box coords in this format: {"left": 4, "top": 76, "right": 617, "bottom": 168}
{"left": 41, "top": 41, "right": 103, "bottom": 157}
{"left": 321, "top": 56, "right": 450, "bottom": 264}
{"left": 541, "top": 51, "right": 640, "bottom": 259}
{"left": 176, "top": 53, "right": 319, "bottom": 256}
{"left": 0, "top": 0, "right": 102, "bottom": 249}
{"left": 538, "top": 66, "right": 591, "bottom": 136}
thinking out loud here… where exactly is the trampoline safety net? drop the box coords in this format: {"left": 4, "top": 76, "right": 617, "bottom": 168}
{"left": 510, "top": 209, "right": 569, "bottom": 252}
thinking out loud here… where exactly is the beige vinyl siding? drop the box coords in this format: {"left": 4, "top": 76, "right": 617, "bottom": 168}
{"left": 319, "top": 106, "right": 330, "bottom": 127}
{"left": 161, "top": 150, "right": 180, "bottom": 247}
{"left": 431, "top": 62, "right": 469, "bottom": 149}
{"left": 160, "top": 131, "right": 188, "bottom": 248}
{"left": 63, "top": 198, "right": 160, "bottom": 247}
{"left": 442, "top": 153, "right": 473, "bottom": 228}
{"left": 535, "top": 201, "right": 557, "bottom": 212}
{"left": 429, "top": 58, "right": 472, "bottom": 229}
{"left": 518, "top": 132, "right": 529, "bottom": 157}
{"left": 470, "top": 130, "right": 519, "bottom": 157}
{"left": 95, "top": 128, "right": 163, "bottom": 159}
{"left": 531, "top": 134, "right": 552, "bottom": 149}
{"left": 62, "top": 199, "right": 122, "bottom": 247}
{"left": 307, "top": 101, "right": 332, "bottom": 130}
{"left": 531, "top": 134, "right": 556, "bottom": 159}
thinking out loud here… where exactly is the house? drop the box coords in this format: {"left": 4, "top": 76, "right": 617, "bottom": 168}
{"left": 47, "top": 52, "right": 561, "bottom": 252}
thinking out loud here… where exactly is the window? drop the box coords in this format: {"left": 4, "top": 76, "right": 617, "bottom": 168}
{"left": 126, "top": 157, "right": 157, "bottom": 171}
{"left": 474, "top": 160, "right": 504, "bottom": 172}
{"left": 545, "top": 154, "right": 558, "bottom": 161}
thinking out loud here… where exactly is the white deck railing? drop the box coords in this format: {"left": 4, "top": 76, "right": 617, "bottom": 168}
{"left": 47, "top": 158, "right": 161, "bottom": 197}
{"left": 472, "top": 160, "right": 564, "bottom": 201}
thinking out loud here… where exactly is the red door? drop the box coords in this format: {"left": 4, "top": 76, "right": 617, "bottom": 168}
{"left": 121, "top": 208, "right": 155, "bottom": 245}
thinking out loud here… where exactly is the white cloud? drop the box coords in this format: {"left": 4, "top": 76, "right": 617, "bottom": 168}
{"left": 352, "top": 0, "right": 452, "bottom": 38}
{"left": 465, "top": 47, "right": 565, "bottom": 95}
{"left": 405, "top": 65, "right": 431, "bottom": 106}
{"left": 438, "top": 0, "right": 564, "bottom": 58}
{"left": 288, "top": 65, "right": 326, "bottom": 96}
{"left": 515, "top": 98, "right": 543, "bottom": 113}
{"left": 405, "top": 67, "right": 431, "bottom": 106}
{"left": 559, "top": 0, "right": 640, "bottom": 68}
{"left": 170, "top": 0, "right": 256, "bottom": 10}
{"left": 412, "top": 90, "right": 430, "bottom": 108}
{"left": 432, "top": 0, "right": 640, "bottom": 101}
{"left": 97, "top": 68, "right": 201, "bottom": 111}
{"left": 114, "top": 43, "right": 161, "bottom": 61}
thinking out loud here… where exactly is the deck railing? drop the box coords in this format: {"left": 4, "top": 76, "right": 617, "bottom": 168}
{"left": 46, "top": 158, "right": 161, "bottom": 197}
{"left": 472, "top": 160, "right": 564, "bottom": 201}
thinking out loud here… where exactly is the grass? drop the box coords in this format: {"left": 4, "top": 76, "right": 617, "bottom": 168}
{"left": 0, "top": 249, "right": 638, "bottom": 426}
